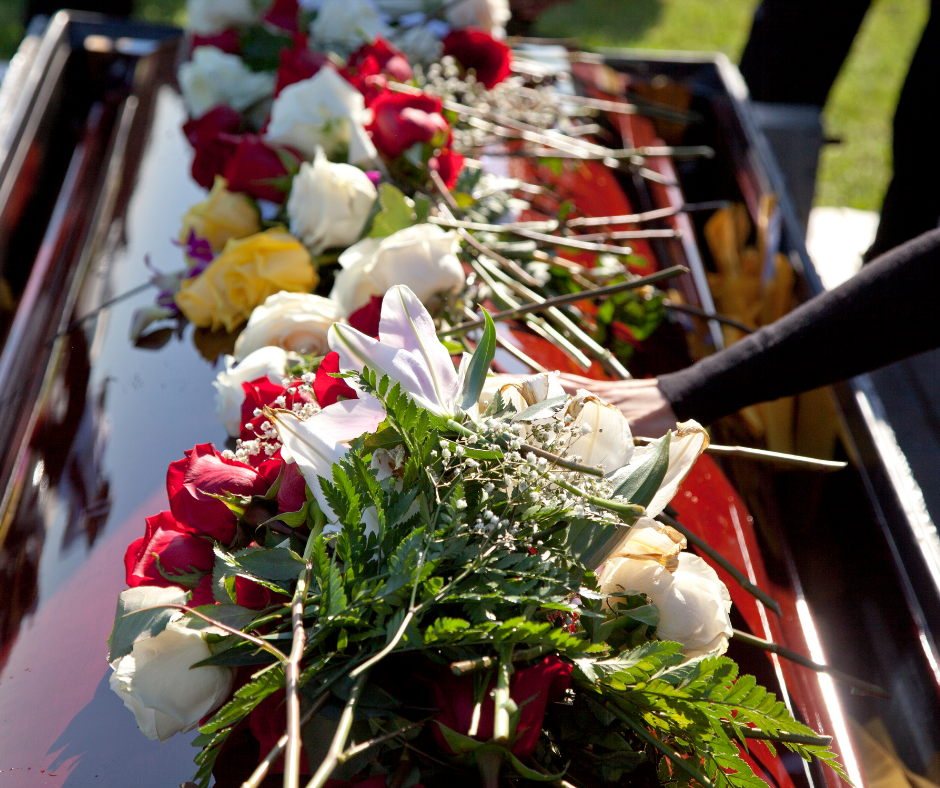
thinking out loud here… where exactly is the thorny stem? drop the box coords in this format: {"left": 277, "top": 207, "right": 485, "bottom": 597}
{"left": 451, "top": 644, "right": 552, "bottom": 676}
{"left": 655, "top": 511, "right": 782, "bottom": 616}
{"left": 304, "top": 670, "right": 372, "bottom": 788}
{"left": 285, "top": 531, "right": 318, "bottom": 788}
{"left": 438, "top": 266, "right": 689, "bottom": 337}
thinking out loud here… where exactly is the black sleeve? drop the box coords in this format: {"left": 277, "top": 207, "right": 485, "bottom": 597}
{"left": 657, "top": 227, "right": 940, "bottom": 425}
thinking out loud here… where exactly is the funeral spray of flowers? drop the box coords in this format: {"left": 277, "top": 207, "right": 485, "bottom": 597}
{"left": 112, "top": 0, "right": 848, "bottom": 786}
{"left": 111, "top": 286, "right": 844, "bottom": 788}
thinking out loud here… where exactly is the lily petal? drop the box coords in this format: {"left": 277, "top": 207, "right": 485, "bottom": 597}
{"left": 645, "top": 420, "right": 709, "bottom": 518}
{"left": 329, "top": 284, "right": 460, "bottom": 416}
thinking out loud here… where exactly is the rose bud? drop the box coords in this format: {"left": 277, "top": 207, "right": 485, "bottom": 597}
{"left": 166, "top": 443, "right": 271, "bottom": 543}
{"left": 348, "top": 294, "right": 383, "bottom": 338}
{"left": 314, "top": 351, "right": 358, "bottom": 408}
{"left": 347, "top": 37, "right": 412, "bottom": 83}
{"left": 274, "top": 34, "right": 331, "bottom": 97}
{"left": 277, "top": 461, "right": 308, "bottom": 513}
{"left": 368, "top": 90, "right": 449, "bottom": 159}
{"left": 190, "top": 574, "right": 217, "bottom": 606}
{"left": 442, "top": 27, "right": 512, "bottom": 90}
{"left": 235, "top": 575, "right": 287, "bottom": 610}
{"left": 222, "top": 135, "right": 301, "bottom": 204}
{"left": 182, "top": 105, "right": 244, "bottom": 189}
{"left": 124, "top": 511, "right": 215, "bottom": 588}
{"left": 430, "top": 656, "right": 572, "bottom": 759}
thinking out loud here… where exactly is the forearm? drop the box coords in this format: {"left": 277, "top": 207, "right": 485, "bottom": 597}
{"left": 658, "top": 228, "right": 940, "bottom": 425}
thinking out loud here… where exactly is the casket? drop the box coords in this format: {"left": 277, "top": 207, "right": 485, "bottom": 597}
{"left": 0, "top": 12, "right": 937, "bottom": 787}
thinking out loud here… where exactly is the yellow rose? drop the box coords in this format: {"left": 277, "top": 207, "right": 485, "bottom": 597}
{"left": 179, "top": 176, "right": 261, "bottom": 254}
{"left": 175, "top": 229, "right": 317, "bottom": 333}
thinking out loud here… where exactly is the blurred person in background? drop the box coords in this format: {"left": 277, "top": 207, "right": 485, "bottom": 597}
{"left": 738, "top": 0, "right": 940, "bottom": 261}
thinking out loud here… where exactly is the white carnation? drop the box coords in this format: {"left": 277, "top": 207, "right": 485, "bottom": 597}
{"left": 287, "top": 148, "right": 377, "bottom": 255}
{"left": 186, "top": 0, "right": 257, "bottom": 35}
{"left": 234, "top": 291, "right": 347, "bottom": 361}
{"left": 310, "top": 0, "right": 390, "bottom": 51}
{"left": 214, "top": 346, "right": 291, "bottom": 437}
{"left": 266, "top": 68, "right": 377, "bottom": 166}
{"left": 330, "top": 224, "right": 465, "bottom": 314}
{"left": 178, "top": 47, "right": 275, "bottom": 118}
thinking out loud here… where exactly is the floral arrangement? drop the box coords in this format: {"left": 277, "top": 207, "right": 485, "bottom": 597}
{"left": 112, "top": 1, "right": 849, "bottom": 787}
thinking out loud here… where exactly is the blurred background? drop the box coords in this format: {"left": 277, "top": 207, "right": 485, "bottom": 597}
{"left": 1, "top": 0, "right": 927, "bottom": 216}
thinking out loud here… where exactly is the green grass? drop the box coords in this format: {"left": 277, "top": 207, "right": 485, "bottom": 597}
{"left": 534, "top": 0, "right": 929, "bottom": 210}
{"left": 0, "top": 0, "right": 927, "bottom": 210}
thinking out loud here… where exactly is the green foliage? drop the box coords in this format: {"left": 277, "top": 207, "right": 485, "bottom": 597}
{"left": 367, "top": 184, "right": 417, "bottom": 237}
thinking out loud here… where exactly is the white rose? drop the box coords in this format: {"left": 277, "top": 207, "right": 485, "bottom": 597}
{"left": 445, "top": 0, "right": 511, "bottom": 37}
{"left": 390, "top": 25, "right": 443, "bottom": 66}
{"left": 186, "top": 0, "right": 257, "bottom": 34}
{"left": 330, "top": 224, "right": 464, "bottom": 314}
{"left": 310, "top": 0, "right": 390, "bottom": 51}
{"left": 477, "top": 371, "right": 566, "bottom": 415}
{"left": 563, "top": 389, "right": 634, "bottom": 473}
{"left": 214, "top": 346, "right": 291, "bottom": 437}
{"left": 266, "top": 68, "right": 377, "bottom": 166}
{"left": 600, "top": 551, "right": 732, "bottom": 658}
{"left": 234, "top": 291, "right": 347, "bottom": 361}
{"left": 287, "top": 148, "right": 378, "bottom": 255}
{"left": 178, "top": 47, "right": 275, "bottom": 118}
{"left": 109, "top": 586, "right": 234, "bottom": 742}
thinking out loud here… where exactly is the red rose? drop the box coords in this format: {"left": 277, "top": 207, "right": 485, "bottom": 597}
{"left": 341, "top": 55, "right": 388, "bottom": 106}
{"left": 347, "top": 37, "right": 412, "bottom": 83}
{"left": 222, "top": 135, "right": 301, "bottom": 203}
{"left": 235, "top": 575, "right": 286, "bottom": 609}
{"left": 348, "top": 294, "right": 383, "bottom": 338}
{"left": 192, "top": 29, "right": 241, "bottom": 55}
{"left": 442, "top": 28, "right": 512, "bottom": 90}
{"left": 275, "top": 34, "right": 331, "bottom": 96}
{"left": 368, "top": 90, "right": 449, "bottom": 159}
{"left": 430, "top": 656, "right": 572, "bottom": 759}
{"left": 314, "top": 352, "right": 358, "bottom": 408}
{"left": 249, "top": 689, "right": 313, "bottom": 773}
{"left": 429, "top": 147, "right": 465, "bottom": 190}
{"left": 277, "top": 462, "right": 308, "bottom": 513}
{"left": 167, "top": 444, "right": 270, "bottom": 543}
{"left": 124, "top": 511, "right": 215, "bottom": 588}
{"left": 191, "top": 574, "right": 217, "bottom": 606}
{"left": 263, "top": 0, "right": 300, "bottom": 32}
{"left": 183, "top": 105, "right": 244, "bottom": 189}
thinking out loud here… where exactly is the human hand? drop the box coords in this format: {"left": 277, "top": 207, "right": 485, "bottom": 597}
{"left": 556, "top": 375, "right": 678, "bottom": 438}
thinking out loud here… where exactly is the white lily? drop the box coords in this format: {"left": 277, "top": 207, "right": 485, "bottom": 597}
{"left": 269, "top": 396, "right": 385, "bottom": 529}
{"left": 329, "top": 285, "right": 468, "bottom": 418}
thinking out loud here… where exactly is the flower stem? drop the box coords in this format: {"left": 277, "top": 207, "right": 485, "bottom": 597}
{"left": 284, "top": 532, "right": 318, "bottom": 788}
{"left": 551, "top": 476, "right": 645, "bottom": 524}
{"left": 451, "top": 644, "right": 551, "bottom": 676}
{"left": 492, "top": 645, "right": 514, "bottom": 743}
{"left": 655, "top": 511, "right": 782, "bottom": 616}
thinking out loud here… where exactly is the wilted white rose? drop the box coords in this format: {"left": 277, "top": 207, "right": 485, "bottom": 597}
{"left": 186, "top": 0, "right": 257, "bottom": 34}
{"left": 234, "top": 291, "right": 347, "bottom": 361}
{"left": 287, "top": 148, "right": 378, "bottom": 255}
{"left": 445, "top": 0, "right": 511, "bottom": 37}
{"left": 266, "top": 68, "right": 377, "bottom": 166}
{"left": 477, "top": 371, "right": 566, "bottom": 415}
{"left": 310, "top": 0, "right": 390, "bottom": 51}
{"left": 390, "top": 24, "right": 443, "bottom": 66}
{"left": 564, "top": 389, "right": 634, "bottom": 473}
{"left": 108, "top": 586, "right": 234, "bottom": 742}
{"left": 330, "top": 224, "right": 464, "bottom": 313}
{"left": 178, "top": 47, "right": 275, "bottom": 118}
{"left": 601, "top": 516, "right": 686, "bottom": 572}
{"left": 600, "top": 551, "right": 732, "bottom": 658}
{"left": 214, "top": 346, "right": 291, "bottom": 437}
